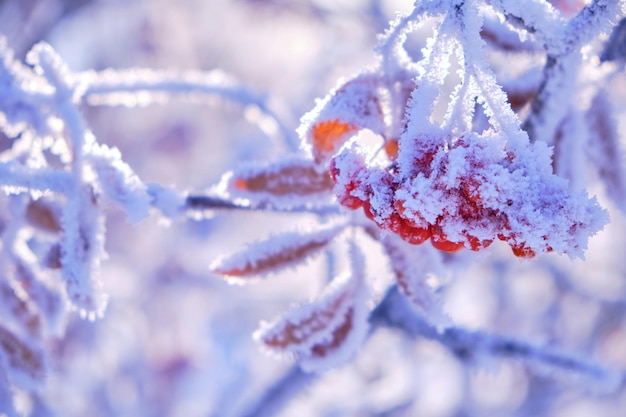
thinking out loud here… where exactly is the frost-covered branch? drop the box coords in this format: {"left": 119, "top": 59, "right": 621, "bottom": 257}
{"left": 371, "top": 286, "right": 624, "bottom": 390}
{"left": 518, "top": 0, "right": 625, "bottom": 143}
{"left": 185, "top": 193, "right": 341, "bottom": 215}
{"left": 0, "top": 162, "right": 71, "bottom": 193}
{"left": 80, "top": 69, "right": 298, "bottom": 151}
{"left": 521, "top": 52, "right": 581, "bottom": 144}
{"left": 562, "top": 0, "right": 626, "bottom": 55}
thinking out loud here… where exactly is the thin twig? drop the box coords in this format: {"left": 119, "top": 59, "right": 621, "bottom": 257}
{"left": 371, "top": 286, "right": 624, "bottom": 389}
{"left": 185, "top": 194, "right": 342, "bottom": 215}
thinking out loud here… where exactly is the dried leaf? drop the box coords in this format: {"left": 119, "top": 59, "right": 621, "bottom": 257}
{"left": 0, "top": 280, "right": 41, "bottom": 338}
{"left": 15, "top": 261, "right": 65, "bottom": 336}
{"left": 381, "top": 237, "right": 450, "bottom": 329}
{"left": 60, "top": 188, "right": 108, "bottom": 318}
{"left": 211, "top": 225, "right": 345, "bottom": 280}
{"left": 311, "top": 120, "right": 358, "bottom": 159}
{"left": 43, "top": 243, "right": 62, "bottom": 269}
{"left": 299, "top": 75, "right": 385, "bottom": 164}
{"left": 384, "top": 139, "right": 399, "bottom": 160}
{"left": 25, "top": 199, "right": 61, "bottom": 233}
{"left": 226, "top": 156, "right": 333, "bottom": 198}
{"left": 255, "top": 272, "right": 369, "bottom": 372}
{"left": 0, "top": 325, "right": 46, "bottom": 389}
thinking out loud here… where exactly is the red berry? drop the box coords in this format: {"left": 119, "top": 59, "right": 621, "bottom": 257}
{"left": 416, "top": 148, "right": 437, "bottom": 174}
{"left": 340, "top": 195, "right": 363, "bottom": 209}
{"left": 511, "top": 243, "right": 536, "bottom": 258}
{"left": 362, "top": 200, "right": 376, "bottom": 220}
{"left": 399, "top": 222, "right": 431, "bottom": 245}
{"left": 335, "top": 180, "right": 364, "bottom": 210}
{"left": 465, "top": 234, "right": 493, "bottom": 251}
{"left": 431, "top": 237, "right": 465, "bottom": 253}
{"left": 430, "top": 223, "right": 464, "bottom": 253}
{"left": 459, "top": 178, "right": 483, "bottom": 220}
{"left": 338, "top": 182, "right": 364, "bottom": 209}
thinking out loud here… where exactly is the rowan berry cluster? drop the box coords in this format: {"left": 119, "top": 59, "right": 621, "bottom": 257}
{"left": 329, "top": 129, "right": 603, "bottom": 258}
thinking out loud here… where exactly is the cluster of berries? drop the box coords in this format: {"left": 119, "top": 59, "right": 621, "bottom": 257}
{"left": 329, "top": 135, "right": 553, "bottom": 258}
{"left": 300, "top": 73, "right": 605, "bottom": 260}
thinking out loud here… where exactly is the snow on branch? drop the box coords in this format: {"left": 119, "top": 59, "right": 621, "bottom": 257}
{"left": 79, "top": 68, "right": 298, "bottom": 151}
{"left": 371, "top": 285, "right": 624, "bottom": 391}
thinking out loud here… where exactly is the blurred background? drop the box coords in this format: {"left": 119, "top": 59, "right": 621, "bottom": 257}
{"left": 2, "top": 1, "right": 626, "bottom": 417}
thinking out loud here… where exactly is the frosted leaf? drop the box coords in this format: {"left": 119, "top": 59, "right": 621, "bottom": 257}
{"left": 255, "top": 270, "right": 369, "bottom": 372}
{"left": 85, "top": 142, "right": 151, "bottom": 223}
{"left": 211, "top": 224, "right": 346, "bottom": 281}
{"left": 14, "top": 261, "right": 66, "bottom": 337}
{"left": 299, "top": 74, "right": 385, "bottom": 164}
{"left": 0, "top": 280, "right": 42, "bottom": 338}
{"left": 24, "top": 198, "right": 62, "bottom": 233}
{"left": 0, "top": 325, "right": 46, "bottom": 389}
{"left": 381, "top": 238, "right": 450, "bottom": 329}
{"left": 60, "top": 188, "right": 108, "bottom": 317}
{"left": 217, "top": 156, "right": 334, "bottom": 209}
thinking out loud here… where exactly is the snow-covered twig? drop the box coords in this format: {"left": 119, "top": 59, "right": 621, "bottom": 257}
{"left": 371, "top": 286, "right": 624, "bottom": 390}
{"left": 80, "top": 69, "right": 299, "bottom": 152}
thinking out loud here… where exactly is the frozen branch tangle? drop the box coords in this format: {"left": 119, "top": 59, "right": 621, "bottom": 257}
{"left": 0, "top": 0, "right": 625, "bottom": 416}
